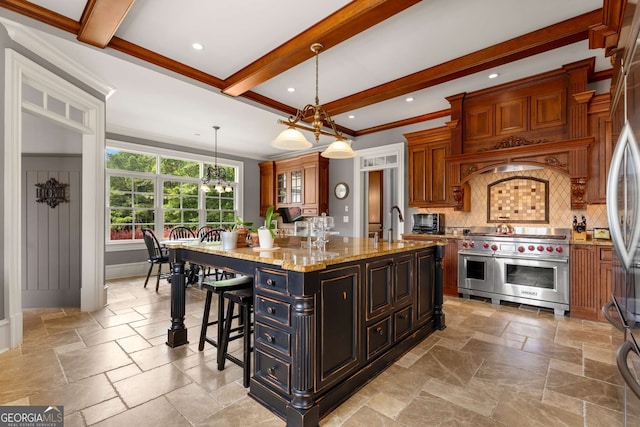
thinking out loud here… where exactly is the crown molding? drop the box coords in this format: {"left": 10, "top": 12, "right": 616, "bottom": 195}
{"left": 0, "top": 16, "right": 116, "bottom": 98}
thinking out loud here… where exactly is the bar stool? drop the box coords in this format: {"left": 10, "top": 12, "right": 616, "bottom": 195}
{"left": 219, "top": 287, "right": 254, "bottom": 387}
{"left": 198, "top": 275, "right": 253, "bottom": 354}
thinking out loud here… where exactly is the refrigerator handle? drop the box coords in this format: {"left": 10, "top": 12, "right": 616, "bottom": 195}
{"left": 616, "top": 340, "right": 640, "bottom": 399}
{"left": 601, "top": 300, "right": 626, "bottom": 332}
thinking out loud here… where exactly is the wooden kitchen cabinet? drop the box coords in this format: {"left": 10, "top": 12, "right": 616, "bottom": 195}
{"left": 587, "top": 94, "right": 613, "bottom": 204}
{"left": 401, "top": 235, "right": 458, "bottom": 296}
{"left": 570, "top": 244, "right": 613, "bottom": 321}
{"left": 597, "top": 247, "right": 613, "bottom": 322}
{"left": 259, "top": 161, "right": 275, "bottom": 216}
{"left": 405, "top": 127, "right": 453, "bottom": 208}
{"left": 260, "top": 153, "right": 329, "bottom": 217}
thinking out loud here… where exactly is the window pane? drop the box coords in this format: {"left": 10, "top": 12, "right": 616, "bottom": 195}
{"left": 110, "top": 176, "right": 132, "bottom": 192}
{"left": 134, "top": 194, "right": 154, "bottom": 208}
{"left": 161, "top": 157, "right": 199, "bottom": 178}
{"left": 107, "top": 149, "right": 156, "bottom": 173}
{"left": 110, "top": 193, "right": 131, "bottom": 207}
{"left": 183, "top": 210, "right": 199, "bottom": 223}
{"left": 134, "top": 178, "right": 154, "bottom": 193}
{"left": 183, "top": 195, "right": 198, "bottom": 209}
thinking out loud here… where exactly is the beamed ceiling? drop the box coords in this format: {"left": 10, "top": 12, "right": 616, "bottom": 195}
{"left": 0, "top": 0, "right": 625, "bottom": 159}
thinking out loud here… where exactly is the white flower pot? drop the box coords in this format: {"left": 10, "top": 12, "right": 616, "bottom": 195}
{"left": 221, "top": 231, "right": 238, "bottom": 250}
{"left": 258, "top": 228, "right": 274, "bottom": 249}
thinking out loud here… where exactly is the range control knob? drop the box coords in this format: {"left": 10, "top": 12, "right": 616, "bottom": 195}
{"left": 491, "top": 244, "right": 498, "bottom": 251}
{"left": 537, "top": 245, "right": 544, "bottom": 252}
{"left": 469, "top": 242, "right": 475, "bottom": 248}
{"left": 462, "top": 241, "right": 468, "bottom": 248}
{"left": 518, "top": 246, "right": 525, "bottom": 253}
{"left": 546, "top": 246, "right": 553, "bottom": 252}
{"left": 528, "top": 245, "right": 535, "bottom": 251}
{"left": 556, "top": 247, "right": 563, "bottom": 253}
{"left": 483, "top": 242, "right": 489, "bottom": 249}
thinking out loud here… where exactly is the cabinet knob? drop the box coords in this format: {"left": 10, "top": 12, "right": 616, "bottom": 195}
{"left": 376, "top": 326, "right": 384, "bottom": 336}
{"left": 399, "top": 314, "right": 408, "bottom": 320}
{"left": 265, "top": 333, "right": 274, "bottom": 343}
{"left": 267, "top": 307, "right": 276, "bottom": 314}
{"left": 267, "top": 367, "right": 277, "bottom": 378}
{"left": 266, "top": 278, "right": 275, "bottom": 286}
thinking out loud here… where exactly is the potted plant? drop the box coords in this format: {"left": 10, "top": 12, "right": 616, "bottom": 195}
{"left": 249, "top": 227, "right": 260, "bottom": 246}
{"left": 258, "top": 206, "right": 279, "bottom": 249}
{"left": 233, "top": 216, "right": 253, "bottom": 248}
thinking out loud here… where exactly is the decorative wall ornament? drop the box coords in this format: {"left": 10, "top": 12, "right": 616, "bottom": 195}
{"left": 570, "top": 177, "right": 587, "bottom": 210}
{"left": 487, "top": 176, "right": 549, "bottom": 223}
{"left": 544, "top": 156, "right": 567, "bottom": 167}
{"left": 453, "top": 186, "right": 465, "bottom": 211}
{"left": 35, "top": 177, "right": 69, "bottom": 208}
{"left": 479, "top": 135, "right": 551, "bottom": 152}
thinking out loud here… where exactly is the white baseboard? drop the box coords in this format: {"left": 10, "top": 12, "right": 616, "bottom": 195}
{"left": 105, "top": 262, "right": 149, "bottom": 280}
{"left": 0, "top": 319, "right": 9, "bottom": 353}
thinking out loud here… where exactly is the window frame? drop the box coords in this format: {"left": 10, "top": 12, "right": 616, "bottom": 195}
{"left": 106, "top": 139, "right": 244, "bottom": 251}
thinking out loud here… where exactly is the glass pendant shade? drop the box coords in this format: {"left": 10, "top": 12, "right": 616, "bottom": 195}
{"left": 321, "top": 139, "right": 356, "bottom": 159}
{"left": 272, "top": 127, "right": 313, "bottom": 150}
{"left": 201, "top": 183, "right": 211, "bottom": 193}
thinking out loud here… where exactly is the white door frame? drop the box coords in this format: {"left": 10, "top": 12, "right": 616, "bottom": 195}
{"left": 3, "top": 49, "right": 106, "bottom": 350}
{"left": 352, "top": 142, "right": 405, "bottom": 238}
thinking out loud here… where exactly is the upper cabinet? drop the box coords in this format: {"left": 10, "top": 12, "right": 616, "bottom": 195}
{"left": 405, "top": 126, "right": 453, "bottom": 208}
{"left": 259, "top": 152, "right": 329, "bottom": 217}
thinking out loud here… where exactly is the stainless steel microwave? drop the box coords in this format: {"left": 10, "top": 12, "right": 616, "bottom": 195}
{"left": 412, "top": 213, "right": 445, "bottom": 234}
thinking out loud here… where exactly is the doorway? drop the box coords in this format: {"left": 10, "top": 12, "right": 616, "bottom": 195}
{"left": 353, "top": 143, "right": 405, "bottom": 239}
{"left": 3, "top": 49, "right": 106, "bottom": 350}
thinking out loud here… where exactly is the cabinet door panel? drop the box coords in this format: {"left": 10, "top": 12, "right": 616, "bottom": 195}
{"left": 366, "top": 258, "right": 393, "bottom": 320}
{"left": 531, "top": 90, "right": 566, "bottom": 129}
{"left": 317, "top": 266, "right": 360, "bottom": 391}
{"left": 416, "top": 251, "right": 435, "bottom": 324}
{"left": 394, "top": 254, "right": 413, "bottom": 305}
{"left": 496, "top": 97, "right": 527, "bottom": 135}
{"left": 429, "top": 143, "right": 448, "bottom": 204}
{"left": 409, "top": 146, "right": 427, "bottom": 205}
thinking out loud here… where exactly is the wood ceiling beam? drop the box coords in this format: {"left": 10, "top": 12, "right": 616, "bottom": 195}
{"left": 77, "top": 0, "right": 135, "bottom": 48}
{"left": 355, "top": 109, "right": 451, "bottom": 137}
{"left": 0, "top": 0, "right": 79, "bottom": 33}
{"left": 221, "top": 0, "right": 421, "bottom": 97}
{"left": 589, "top": 0, "right": 626, "bottom": 51}
{"left": 320, "top": 9, "right": 603, "bottom": 117}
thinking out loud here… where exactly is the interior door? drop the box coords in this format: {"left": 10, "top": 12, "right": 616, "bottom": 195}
{"left": 367, "top": 170, "right": 384, "bottom": 237}
{"left": 22, "top": 156, "right": 82, "bottom": 307}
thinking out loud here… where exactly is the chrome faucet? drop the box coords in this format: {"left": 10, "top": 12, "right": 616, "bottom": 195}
{"left": 388, "top": 205, "right": 404, "bottom": 243}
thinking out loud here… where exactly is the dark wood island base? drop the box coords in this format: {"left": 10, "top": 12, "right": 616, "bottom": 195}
{"left": 166, "top": 238, "right": 445, "bottom": 426}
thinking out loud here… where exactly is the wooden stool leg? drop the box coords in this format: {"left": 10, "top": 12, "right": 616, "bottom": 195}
{"left": 218, "top": 298, "right": 235, "bottom": 371}
{"left": 198, "top": 290, "right": 213, "bottom": 351}
{"left": 216, "top": 291, "right": 226, "bottom": 363}
{"left": 242, "top": 303, "right": 251, "bottom": 387}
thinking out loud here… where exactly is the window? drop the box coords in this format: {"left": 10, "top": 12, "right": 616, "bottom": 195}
{"left": 106, "top": 142, "right": 243, "bottom": 244}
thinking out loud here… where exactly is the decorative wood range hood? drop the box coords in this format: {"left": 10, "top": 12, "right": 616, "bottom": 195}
{"left": 444, "top": 58, "right": 595, "bottom": 211}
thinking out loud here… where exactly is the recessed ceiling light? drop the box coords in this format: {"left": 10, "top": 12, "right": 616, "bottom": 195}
{"left": 192, "top": 42, "right": 204, "bottom": 50}
{"left": 287, "top": 87, "right": 295, "bottom": 92}
{"left": 488, "top": 73, "right": 499, "bottom": 79}
{"left": 194, "top": 133, "right": 200, "bottom": 136}
{"left": 406, "top": 97, "right": 414, "bottom": 102}
{"left": 348, "top": 115, "right": 355, "bottom": 119}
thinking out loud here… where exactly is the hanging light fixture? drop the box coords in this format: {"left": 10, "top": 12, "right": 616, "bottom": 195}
{"left": 201, "top": 126, "right": 233, "bottom": 193}
{"left": 272, "top": 43, "right": 356, "bottom": 159}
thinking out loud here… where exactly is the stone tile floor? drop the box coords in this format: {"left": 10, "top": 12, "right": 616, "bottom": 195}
{"left": 1, "top": 276, "right": 639, "bottom": 426}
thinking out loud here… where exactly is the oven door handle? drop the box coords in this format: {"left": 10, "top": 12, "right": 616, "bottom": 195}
{"left": 495, "top": 255, "right": 568, "bottom": 263}
{"left": 457, "top": 251, "right": 494, "bottom": 258}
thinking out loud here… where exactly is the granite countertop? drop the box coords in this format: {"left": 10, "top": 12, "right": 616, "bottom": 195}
{"left": 402, "top": 233, "right": 461, "bottom": 240}
{"left": 569, "top": 237, "right": 613, "bottom": 246}
{"left": 165, "top": 236, "right": 439, "bottom": 272}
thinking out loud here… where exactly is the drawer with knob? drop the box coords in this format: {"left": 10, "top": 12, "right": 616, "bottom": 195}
{"left": 256, "top": 295, "right": 291, "bottom": 327}
{"left": 394, "top": 306, "right": 413, "bottom": 341}
{"left": 255, "top": 349, "right": 290, "bottom": 394}
{"left": 256, "top": 268, "right": 288, "bottom": 294}
{"left": 255, "top": 321, "right": 291, "bottom": 357}
{"left": 366, "top": 316, "right": 392, "bottom": 359}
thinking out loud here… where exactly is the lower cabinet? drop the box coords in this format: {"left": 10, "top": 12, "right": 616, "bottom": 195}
{"left": 401, "top": 235, "right": 459, "bottom": 296}
{"left": 569, "top": 244, "right": 613, "bottom": 321}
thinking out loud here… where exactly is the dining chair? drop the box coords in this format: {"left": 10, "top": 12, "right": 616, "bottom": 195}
{"left": 142, "top": 228, "right": 171, "bottom": 291}
{"left": 169, "top": 226, "right": 196, "bottom": 240}
{"left": 198, "top": 228, "right": 228, "bottom": 282}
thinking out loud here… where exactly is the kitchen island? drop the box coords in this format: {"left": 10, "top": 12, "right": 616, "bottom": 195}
{"left": 165, "top": 237, "right": 444, "bottom": 427}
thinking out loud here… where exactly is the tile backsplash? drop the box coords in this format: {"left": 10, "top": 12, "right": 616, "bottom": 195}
{"left": 417, "top": 168, "right": 608, "bottom": 231}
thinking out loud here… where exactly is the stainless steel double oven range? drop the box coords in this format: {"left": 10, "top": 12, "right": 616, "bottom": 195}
{"left": 458, "top": 226, "right": 570, "bottom": 316}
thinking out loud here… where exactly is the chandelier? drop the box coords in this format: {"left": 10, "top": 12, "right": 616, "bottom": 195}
{"left": 201, "top": 125, "right": 232, "bottom": 193}
{"left": 272, "top": 43, "right": 356, "bottom": 159}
